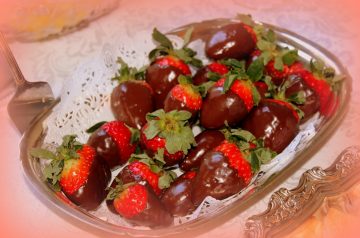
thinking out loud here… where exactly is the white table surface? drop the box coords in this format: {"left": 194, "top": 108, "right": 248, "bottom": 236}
{"left": 1, "top": 0, "right": 360, "bottom": 237}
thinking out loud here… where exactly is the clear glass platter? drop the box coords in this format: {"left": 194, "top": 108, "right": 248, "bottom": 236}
{"left": 20, "top": 18, "right": 352, "bottom": 237}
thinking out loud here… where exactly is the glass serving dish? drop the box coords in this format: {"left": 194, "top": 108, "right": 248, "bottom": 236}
{"left": 19, "top": 18, "right": 352, "bottom": 237}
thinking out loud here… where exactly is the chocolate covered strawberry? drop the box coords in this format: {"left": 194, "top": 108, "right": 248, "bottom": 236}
{"left": 146, "top": 28, "right": 202, "bottom": 109}
{"left": 242, "top": 99, "right": 301, "bottom": 153}
{"left": 200, "top": 76, "right": 260, "bottom": 129}
{"left": 87, "top": 121, "right": 137, "bottom": 170}
{"left": 114, "top": 152, "right": 176, "bottom": 196}
{"left": 161, "top": 171, "right": 197, "bottom": 216}
{"left": 205, "top": 22, "right": 257, "bottom": 60}
{"left": 284, "top": 74, "right": 320, "bottom": 121}
{"left": 288, "top": 60, "right": 341, "bottom": 117}
{"left": 111, "top": 58, "right": 154, "bottom": 129}
{"left": 192, "top": 62, "right": 229, "bottom": 86}
{"left": 106, "top": 180, "right": 173, "bottom": 228}
{"left": 30, "top": 135, "right": 111, "bottom": 210}
{"left": 164, "top": 76, "right": 202, "bottom": 120}
{"left": 191, "top": 140, "right": 251, "bottom": 206}
{"left": 191, "top": 134, "right": 275, "bottom": 206}
{"left": 140, "top": 109, "right": 196, "bottom": 166}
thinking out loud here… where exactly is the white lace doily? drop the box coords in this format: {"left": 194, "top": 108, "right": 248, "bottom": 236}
{"left": 41, "top": 31, "right": 321, "bottom": 228}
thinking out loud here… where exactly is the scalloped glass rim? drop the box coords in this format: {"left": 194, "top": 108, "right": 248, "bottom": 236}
{"left": 20, "top": 19, "right": 352, "bottom": 237}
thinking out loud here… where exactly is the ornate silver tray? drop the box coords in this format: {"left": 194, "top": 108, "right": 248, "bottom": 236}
{"left": 20, "top": 18, "right": 352, "bottom": 237}
{"left": 245, "top": 146, "right": 360, "bottom": 238}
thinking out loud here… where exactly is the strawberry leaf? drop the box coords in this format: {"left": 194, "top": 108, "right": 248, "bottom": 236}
{"left": 288, "top": 91, "right": 306, "bottom": 105}
{"left": 274, "top": 56, "right": 284, "bottom": 71}
{"left": 236, "top": 14, "right": 256, "bottom": 27}
{"left": 86, "top": 121, "right": 107, "bottom": 133}
{"left": 206, "top": 71, "right": 222, "bottom": 82}
{"left": 43, "top": 159, "right": 64, "bottom": 191}
{"left": 129, "top": 127, "right": 140, "bottom": 144}
{"left": 197, "top": 81, "right": 215, "bottom": 97}
{"left": 182, "top": 27, "right": 194, "bottom": 47}
{"left": 152, "top": 28, "right": 173, "bottom": 50}
{"left": 247, "top": 58, "right": 264, "bottom": 82}
{"left": 30, "top": 148, "right": 57, "bottom": 160}
{"left": 144, "top": 120, "right": 161, "bottom": 139}
{"left": 177, "top": 75, "right": 192, "bottom": 85}
{"left": 223, "top": 74, "right": 237, "bottom": 92}
{"left": 158, "top": 173, "right": 175, "bottom": 189}
{"left": 282, "top": 49, "right": 298, "bottom": 66}
{"left": 250, "top": 152, "right": 261, "bottom": 173}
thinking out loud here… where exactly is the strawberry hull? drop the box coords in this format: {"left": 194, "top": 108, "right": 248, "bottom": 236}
{"left": 64, "top": 155, "right": 111, "bottom": 210}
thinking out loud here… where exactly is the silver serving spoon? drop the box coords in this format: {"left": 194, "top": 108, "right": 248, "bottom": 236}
{"left": 0, "top": 32, "right": 58, "bottom": 133}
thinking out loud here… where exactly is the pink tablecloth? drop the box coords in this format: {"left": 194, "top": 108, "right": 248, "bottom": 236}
{"left": 1, "top": 0, "right": 360, "bottom": 237}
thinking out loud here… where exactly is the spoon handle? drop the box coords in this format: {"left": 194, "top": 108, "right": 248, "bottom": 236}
{"left": 0, "top": 32, "right": 26, "bottom": 86}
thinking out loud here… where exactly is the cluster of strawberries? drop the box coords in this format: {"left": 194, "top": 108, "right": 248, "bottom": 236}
{"left": 31, "top": 15, "right": 341, "bottom": 228}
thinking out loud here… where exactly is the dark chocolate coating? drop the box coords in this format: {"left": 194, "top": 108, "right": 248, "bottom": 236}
{"left": 145, "top": 63, "right": 183, "bottom": 109}
{"left": 161, "top": 176, "right": 195, "bottom": 216}
{"left": 242, "top": 99, "right": 299, "bottom": 153}
{"left": 285, "top": 75, "right": 320, "bottom": 121}
{"left": 200, "top": 85, "right": 247, "bottom": 129}
{"left": 111, "top": 81, "right": 154, "bottom": 129}
{"left": 65, "top": 155, "right": 111, "bottom": 210}
{"left": 87, "top": 128, "right": 122, "bottom": 170}
{"left": 193, "top": 67, "right": 210, "bottom": 86}
{"left": 205, "top": 23, "right": 256, "bottom": 60}
{"left": 180, "top": 130, "right": 225, "bottom": 171}
{"left": 191, "top": 151, "right": 246, "bottom": 207}
{"left": 164, "top": 93, "right": 198, "bottom": 120}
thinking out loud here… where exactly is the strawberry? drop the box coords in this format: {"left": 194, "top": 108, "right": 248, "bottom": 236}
{"left": 288, "top": 61, "right": 339, "bottom": 117}
{"left": 205, "top": 23, "right": 257, "bottom": 60}
{"left": 155, "top": 55, "right": 191, "bottom": 75}
{"left": 208, "top": 62, "right": 230, "bottom": 75}
{"left": 146, "top": 28, "right": 203, "bottom": 109}
{"left": 265, "top": 60, "right": 290, "bottom": 85}
{"left": 191, "top": 136, "right": 275, "bottom": 206}
{"left": 116, "top": 151, "right": 177, "bottom": 196}
{"left": 242, "top": 99, "right": 300, "bottom": 153}
{"left": 141, "top": 109, "right": 196, "bottom": 166}
{"left": 193, "top": 62, "right": 229, "bottom": 86}
{"left": 111, "top": 58, "right": 154, "bottom": 129}
{"left": 200, "top": 77, "right": 260, "bottom": 129}
{"left": 164, "top": 76, "right": 202, "bottom": 120}
{"left": 190, "top": 140, "right": 249, "bottom": 206}
{"left": 30, "top": 135, "right": 111, "bottom": 210}
{"left": 87, "top": 121, "right": 137, "bottom": 170}
{"left": 106, "top": 180, "right": 173, "bottom": 227}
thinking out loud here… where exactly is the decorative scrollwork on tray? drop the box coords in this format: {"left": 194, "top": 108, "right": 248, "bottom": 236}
{"left": 245, "top": 146, "right": 360, "bottom": 238}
